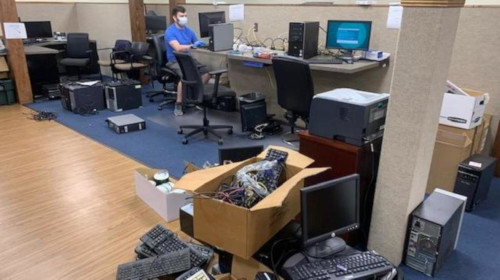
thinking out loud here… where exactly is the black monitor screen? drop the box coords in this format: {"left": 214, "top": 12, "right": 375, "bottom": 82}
{"left": 218, "top": 145, "right": 263, "bottom": 165}
{"left": 24, "top": 21, "right": 53, "bottom": 38}
{"left": 198, "top": 11, "right": 226, "bottom": 38}
{"left": 301, "top": 174, "right": 359, "bottom": 247}
{"left": 146, "top": 16, "right": 167, "bottom": 32}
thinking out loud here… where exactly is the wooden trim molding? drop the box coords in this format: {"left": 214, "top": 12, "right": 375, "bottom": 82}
{"left": 401, "top": 0, "right": 465, "bottom": 7}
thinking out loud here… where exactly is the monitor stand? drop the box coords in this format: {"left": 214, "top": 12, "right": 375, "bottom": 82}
{"left": 304, "top": 237, "right": 347, "bottom": 259}
{"left": 339, "top": 50, "right": 360, "bottom": 63}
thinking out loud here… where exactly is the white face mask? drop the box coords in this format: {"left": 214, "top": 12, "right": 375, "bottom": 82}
{"left": 178, "top": 16, "right": 188, "bottom": 26}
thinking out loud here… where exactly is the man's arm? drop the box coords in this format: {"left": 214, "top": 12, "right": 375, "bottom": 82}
{"left": 169, "top": 40, "right": 192, "bottom": 52}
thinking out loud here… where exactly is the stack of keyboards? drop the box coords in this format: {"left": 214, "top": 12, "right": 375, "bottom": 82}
{"left": 116, "top": 224, "right": 214, "bottom": 280}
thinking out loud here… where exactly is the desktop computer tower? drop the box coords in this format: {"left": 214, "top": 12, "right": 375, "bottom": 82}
{"left": 454, "top": 154, "right": 497, "bottom": 211}
{"left": 59, "top": 82, "right": 105, "bottom": 113}
{"left": 208, "top": 23, "right": 233, "bottom": 52}
{"left": 105, "top": 80, "right": 143, "bottom": 112}
{"left": 404, "top": 189, "right": 466, "bottom": 277}
{"left": 288, "top": 22, "right": 319, "bottom": 59}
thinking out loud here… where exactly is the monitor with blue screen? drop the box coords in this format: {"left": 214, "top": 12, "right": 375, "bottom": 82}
{"left": 326, "top": 20, "right": 372, "bottom": 51}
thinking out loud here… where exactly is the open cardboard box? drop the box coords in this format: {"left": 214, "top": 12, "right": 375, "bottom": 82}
{"left": 176, "top": 146, "right": 328, "bottom": 259}
{"left": 440, "top": 81, "right": 487, "bottom": 129}
{"left": 134, "top": 168, "right": 192, "bottom": 222}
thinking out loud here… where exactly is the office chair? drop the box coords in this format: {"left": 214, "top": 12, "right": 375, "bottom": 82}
{"left": 60, "top": 33, "right": 92, "bottom": 80}
{"left": 146, "top": 34, "right": 179, "bottom": 110}
{"left": 97, "top": 39, "right": 131, "bottom": 81}
{"left": 271, "top": 56, "right": 314, "bottom": 144}
{"left": 112, "top": 42, "right": 150, "bottom": 80}
{"left": 174, "top": 51, "right": 234, "bottom": 145}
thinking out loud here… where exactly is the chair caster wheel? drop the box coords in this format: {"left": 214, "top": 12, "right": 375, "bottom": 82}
{"left": 178, "top": 129, "right": 183, "bottom": 134}
{"left": 227, "top": 129, "right": 233, "bottom": 135}
{"left": 218, "top": 139, "right": 223, "bottom": 145}
{"left": 182, "top": 139, "right": 188, "bottom": 145}
{"left": 149, "top": 98, "right": 154, "bottom": 103}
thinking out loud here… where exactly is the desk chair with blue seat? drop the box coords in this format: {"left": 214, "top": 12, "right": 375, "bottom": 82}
{"left": 271, "top": 56, "right": 314, "bottom": 143}
{"left": 174, "top": 51, "right": 235, "bottom": 145}
{"left": 60, "top": 33, "right": 92, "bottom": 80}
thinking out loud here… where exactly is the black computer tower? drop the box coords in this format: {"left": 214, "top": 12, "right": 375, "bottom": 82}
{"left": 288, "top": 22, "right": 319, "bottom": 59}
{"left": 60, "top": 82, "right": 105, "bottom": 114}
{"left": 105, "top": 80, "right": 143, "bottom": 112}
{"left": 454, "top": 154, "right": 497, "bottom": 211}
{"left": 404, "top": 189, "right": 466, "bottom": 277}
{"left": 240, "top": 101, "right": 267, "bottom": 132}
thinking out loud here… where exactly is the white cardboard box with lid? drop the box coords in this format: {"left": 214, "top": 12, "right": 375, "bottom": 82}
{"left": 439, "top": 81, "right": 487, "bottom": 129}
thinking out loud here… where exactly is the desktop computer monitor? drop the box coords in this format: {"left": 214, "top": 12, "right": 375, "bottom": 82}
{"left": 326, "top": 20, "right": 372, "bottom": 52}
{"left": 23, "top": 21, "right": 53, "bottom": 39}
{"left": 146, "top": 15, "right": 167, "bottom": 33}
{"left": 218, "top": 145, "right": 264, "bottom": 165}
{"left": 198, "top": 11, "right": 225, "bottom": 38}
{"left": 301, "top": 174, "right": 360, "bottom": 258}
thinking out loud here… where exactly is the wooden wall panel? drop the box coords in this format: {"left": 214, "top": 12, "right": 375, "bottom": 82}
{"left": 402, "top": 0, "right": 466, "bottom": 6}
{"left": 0, "top": 0, "right": 32, "bottom": 104}
{"left": 129, "top": 0, "right": 146, "bottom": 42}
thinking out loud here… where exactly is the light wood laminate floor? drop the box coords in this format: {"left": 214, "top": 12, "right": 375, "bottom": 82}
{"left": 0, "top": 105, "right": 177, "bottom": 279}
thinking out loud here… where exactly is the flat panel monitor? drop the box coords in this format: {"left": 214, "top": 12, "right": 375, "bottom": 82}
{"left": 23, "top": 21, "right": 53, "bottom": 39}
{"left": 146, "top": 15, "right": 167, "bottom": 33}
{"left": 301, "top": 174, "right": 360, "bottom": 257}
{"left": 218, "top": 145, "right": 264, "bottom": 165}
{"left": 326, "top": 20, "right": 372, "bottom": 51}
{"left": 198, "top": 11, "right": 226, "bottom": 38}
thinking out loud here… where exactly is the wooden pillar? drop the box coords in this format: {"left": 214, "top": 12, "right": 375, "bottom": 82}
{"left": 129, "top": 0, "right": 146, "bottom": 42}
{"left": 367, "top": 0, "right": 465, "bottom": 265}
{"left": 0, "top": 0, "right": 33, "bottom": 104}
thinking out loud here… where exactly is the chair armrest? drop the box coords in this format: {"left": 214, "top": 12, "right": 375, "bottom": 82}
{"left": 209, "top": 69, "right": 228, "bottom": 76}
{"left": 181, "top": 79, "right": 198, "bottom": 85}
{"left": 97, "top": 47, "right": 114, "bottom": 51}
{"left": 142, "top": 55, "right": 153, "bottom": 61}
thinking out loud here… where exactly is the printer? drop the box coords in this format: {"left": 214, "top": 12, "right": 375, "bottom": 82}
{"left": 308, "top": 88, "right": 389, "bottom": 146}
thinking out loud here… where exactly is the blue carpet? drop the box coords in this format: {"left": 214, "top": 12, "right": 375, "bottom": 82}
{"left": 400, "top": 178, "right": 500, "bottom": 279}
{"left": 26, "top": 84, "right": 289, "bottom": 178}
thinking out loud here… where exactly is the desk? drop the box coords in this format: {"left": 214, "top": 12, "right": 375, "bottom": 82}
{"left": 24, "top": 39, "right": 100, "bottom": 99}
{"left": 191, "top": 48, "right": 390, "bottom": 118}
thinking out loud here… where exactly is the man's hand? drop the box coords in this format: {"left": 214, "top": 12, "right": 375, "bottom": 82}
{"left": 192, "top": 41, "right": 206, "bottom": 48}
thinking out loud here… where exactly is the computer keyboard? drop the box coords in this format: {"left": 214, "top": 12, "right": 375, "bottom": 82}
{"left": 116, "top": 248, "right": 191, "bottom": 280}
{"left": 135, "top": 242, "right": 156, "bottom": 259}
{"left": 306, "top": 56, "right": 344, "bottom": 64}
{"left": 138, "top": 224, "right": 212, "bottom": 267}
{"left": 188, "top": 243, "right": 215, "bottom": 265}
{"left": 282, "top": 251, "right": 393, "bottom": 280}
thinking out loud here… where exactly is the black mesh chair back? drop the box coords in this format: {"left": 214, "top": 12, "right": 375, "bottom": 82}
{"left": 114, "top": 40, "right": 132, "bottom": 60}
{"left": 174, "top": 51, "right": 204, "bottom": 104}
{"left": 152, "top": 35, "right": 167, "bottom": 66}
{"left": 272, "top": 56, "right": 314, "bottom": 116}
{"left": 130, "top": 42, "right": 149, "bottom": 62}
{"left": 66, "top": 33, "right": 90, "bottom": 58}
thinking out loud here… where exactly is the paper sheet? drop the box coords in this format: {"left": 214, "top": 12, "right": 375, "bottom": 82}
{"left": 386, "top": 5, "right": 403, "bottom": 29}
{"left": 229, "top": 4, "right": 244, "bottom": 22}
{"left": 3, "top": 22, "right": 27, "bottom": 39}
{"left": 77, "top": 81, "right": 99, "bottom": 86}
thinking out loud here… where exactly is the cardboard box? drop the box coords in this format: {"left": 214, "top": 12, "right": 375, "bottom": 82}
{"left": 439, "top": 81, "right": 487, "bottom": 129}
{"left": 472, "top": 114, "right": 491, "bottom": 155}
{"left": 176, "top": 146, "right": 327, "bottom": 259}
{"left": 426, "top": 125, "right": 475, "bottom": 194}
{"left": 0, "top": 57, "right": 9, "bottom": 79}
{"left": 134, "top": 168, "right": 192, "bottom": 222}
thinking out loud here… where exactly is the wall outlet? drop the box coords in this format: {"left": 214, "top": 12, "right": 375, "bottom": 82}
{"left": 253, "top": 23, "right": 258, "bottom": 32}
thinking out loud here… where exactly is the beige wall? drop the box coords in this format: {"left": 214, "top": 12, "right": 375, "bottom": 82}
{"left": 15, "top": 2, "right": 500, "bottom": 149}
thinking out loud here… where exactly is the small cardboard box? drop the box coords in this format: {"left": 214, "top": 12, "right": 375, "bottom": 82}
{"left": 175, "top": 146, "right": 327, "bottom": 259}
{"left": 439, "top": 81, "right": 487, "bottom": 129}
{"left": 134, "top": 168, "right": 192, "bottom": 222}
{"left": 426, "top": 125, "right": 475, "bottom": 194}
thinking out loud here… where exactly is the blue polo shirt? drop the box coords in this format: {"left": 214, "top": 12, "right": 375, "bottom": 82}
{"left": 165, "top": 24, "right": 198, "bottom": 62}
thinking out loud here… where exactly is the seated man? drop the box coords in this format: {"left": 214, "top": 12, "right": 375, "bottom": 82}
{"left": 165, "top": 5, "right": 210, "bottom": 116}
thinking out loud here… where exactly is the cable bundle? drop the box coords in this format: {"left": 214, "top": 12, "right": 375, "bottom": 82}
{"left": 27, "top": 111, "right": 58, "bottom": 121}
